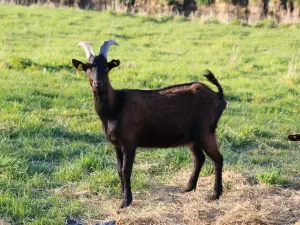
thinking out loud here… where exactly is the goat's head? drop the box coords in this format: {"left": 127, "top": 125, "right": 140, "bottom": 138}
{"left": 72, "top": 40, "right": 120, "bottom": 91}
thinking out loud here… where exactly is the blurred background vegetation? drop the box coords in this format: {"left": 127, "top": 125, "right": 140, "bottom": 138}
{"left": 1, "top": 0, "right": 300, "bottom": 24}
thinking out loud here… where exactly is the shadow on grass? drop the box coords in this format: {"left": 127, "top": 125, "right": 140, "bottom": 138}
{"left": 7, "top": 126, "right": 106, "bottom": 145}
{"left": 140, "top": 15, "right": 174, "bottom": 24}
{"left": 264, "top": 140, "right": 290, "bottom": 150}
{"left": 41, "top": 62, "right": 74, "bottom": 72}
{"left": 4, "top": 56, "right": 74, "bottom": 72}
{"left": 226, "top": 92, "right": 253, "bottom": 103}
{"left": 42, "top": 126, "right": 106, "bottom": 144}
{"left": 2, "top": 126, "right": 110, "bottom": 177}
{"left": 114, "top": 34, "right": 132, "bottom": 39}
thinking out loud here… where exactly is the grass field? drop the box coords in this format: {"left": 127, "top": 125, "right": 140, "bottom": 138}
{"left": 0, "top": 5, "right": 299, "bottom": 225}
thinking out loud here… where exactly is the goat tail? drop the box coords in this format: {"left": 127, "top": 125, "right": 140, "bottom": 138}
{"left": 203, "top": 70, "right": 224, "bottom": 99}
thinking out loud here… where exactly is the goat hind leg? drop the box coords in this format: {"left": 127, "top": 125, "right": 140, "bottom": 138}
{"left": 202, "top": 132, "right": 223, "bottom": 200}
{"left": 183, "top": 143, "right": 205, "bottom": 192}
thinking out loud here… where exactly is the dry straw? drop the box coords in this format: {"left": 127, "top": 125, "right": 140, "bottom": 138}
{"left": 79, "top": 170, "right": 300, "bottom": 225}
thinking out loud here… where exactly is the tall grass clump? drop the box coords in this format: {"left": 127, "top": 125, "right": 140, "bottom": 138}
{"left": 284, "top": 54, "right": 300, "bottom": 84}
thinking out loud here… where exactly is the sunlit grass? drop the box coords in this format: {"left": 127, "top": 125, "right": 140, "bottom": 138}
{"left": 0, "top": 4, "right": 299, "bottom": 224}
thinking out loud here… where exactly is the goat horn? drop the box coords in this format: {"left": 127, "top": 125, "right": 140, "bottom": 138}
{"left": 77, "top": 41, "right": 95, "bottom": 62}
{"left": 99, "top": 40, "right": 119, "bottom": 58}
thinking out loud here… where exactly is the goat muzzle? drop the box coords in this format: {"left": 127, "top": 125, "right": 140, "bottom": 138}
{"left": 92, "top": 80, "right": 104, "bottom": 91}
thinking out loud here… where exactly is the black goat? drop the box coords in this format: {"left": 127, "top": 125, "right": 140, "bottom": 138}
{"left": 72, "top": 40, "right": 227, "bottom": 208}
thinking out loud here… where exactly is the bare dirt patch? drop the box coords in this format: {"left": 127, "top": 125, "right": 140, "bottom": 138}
{"left": 81, "top": 170, "right": 300, "bottom": 225}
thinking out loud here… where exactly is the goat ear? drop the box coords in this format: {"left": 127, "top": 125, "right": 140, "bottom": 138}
{"left": 72, "top": 59, "right": 87, "bottom": 72}
{"left": 108, "top": 59, "right": 120, "bottom": 71}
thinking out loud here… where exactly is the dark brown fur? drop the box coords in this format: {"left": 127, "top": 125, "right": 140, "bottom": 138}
{"left": 288, "top": 134, "right": 300, "bottom": 141}
{"left": 72, "top": 56, "right": 226, "bottom": 208}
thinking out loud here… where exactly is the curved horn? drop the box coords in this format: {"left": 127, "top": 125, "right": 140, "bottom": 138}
{"left": 77, "top": 41, "right": 95, "bottom": 62}
{"left": 99, "top": 40, "right": 119, "bottom": 58}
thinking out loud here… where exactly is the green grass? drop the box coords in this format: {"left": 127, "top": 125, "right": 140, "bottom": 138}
{"left": 0, "top": 5, "right": 299, "bottom": 224}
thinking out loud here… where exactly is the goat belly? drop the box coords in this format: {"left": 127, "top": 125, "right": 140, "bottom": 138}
{"left": 138, "top": 128, "right": 188, "bottom": 148}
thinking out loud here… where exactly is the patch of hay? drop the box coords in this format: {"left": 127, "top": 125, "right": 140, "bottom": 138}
{"left": 0, "top": 220, "right": 10, "bottom": 225}
{"left": 81, "top": 170, "right": 300, "bottom": 225}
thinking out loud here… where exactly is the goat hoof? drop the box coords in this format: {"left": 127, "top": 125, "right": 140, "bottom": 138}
{"left": 119, "top": 202, "right": 126, "bottom": 208}
{"left": 181, "top": 187, "right": 195, "bottom": 193}
{"left": 209, "top": 194, "right": 221, "bottom": 201}
{"left": 120, "top": 199, "right": 132, "bottom": 208}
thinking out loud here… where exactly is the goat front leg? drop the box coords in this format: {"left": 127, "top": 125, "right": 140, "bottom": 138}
{"left": 120, "top": 145, "right": 136, "bottom": 208}
{"left": 115, "top": 146, "right": 124, "bottom": 195}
